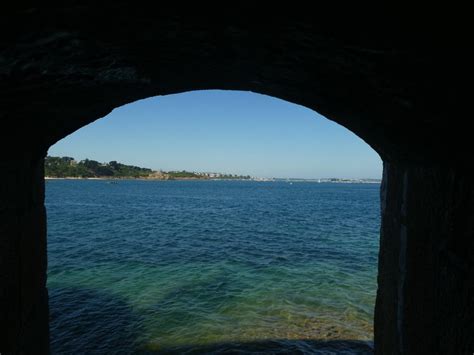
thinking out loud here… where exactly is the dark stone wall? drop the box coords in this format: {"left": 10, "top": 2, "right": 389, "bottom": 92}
{"left": 376, "top": 163, "right": 474, "bottom": 354}
{"left": 0, "top": 155, "right": 49, "bottom": 354}
{"left": 1, "top": 4, "right": 472, "bottom": 354}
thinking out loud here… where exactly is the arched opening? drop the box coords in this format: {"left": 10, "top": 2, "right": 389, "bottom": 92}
{"left": 2, "top": 7, "right": 472, "bottom": 354}
{"left": 45, "top": 90, "right": 381, "bottom": 353}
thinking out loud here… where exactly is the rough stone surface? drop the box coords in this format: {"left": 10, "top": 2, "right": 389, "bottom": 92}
{"left": 0, "top": 156, "right": 49, "bottom": 354}
{"left": 376, "top": 163, "right": 474, "bottom": 354}
{"left": 0, "top": 4, "right": 473, "bottom": 354}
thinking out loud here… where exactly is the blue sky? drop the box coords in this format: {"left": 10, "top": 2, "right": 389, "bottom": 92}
{"left": 49, "top": 90, "right": 382, "bottom": 179}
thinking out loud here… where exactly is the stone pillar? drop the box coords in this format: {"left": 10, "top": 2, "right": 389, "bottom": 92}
{"left": 375, "top": 162, "right": 474, "bottom": 354}
{"left": 0, "top": 154, "right": 49, "bottom": 354}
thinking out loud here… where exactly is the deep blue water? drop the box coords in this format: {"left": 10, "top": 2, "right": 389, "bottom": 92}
{"left": 46, "top": 180, "right": 380, "bottom": 354}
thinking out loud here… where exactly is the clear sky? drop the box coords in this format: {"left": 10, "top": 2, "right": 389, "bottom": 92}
{"left": 49, "top": 90, "right": 382, "bottom": 179}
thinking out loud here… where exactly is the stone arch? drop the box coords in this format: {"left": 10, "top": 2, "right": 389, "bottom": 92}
{"left": 1, "top": 5, "right": 472, "bottom": 354}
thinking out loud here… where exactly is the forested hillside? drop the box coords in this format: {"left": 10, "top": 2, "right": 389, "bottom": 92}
{"left": 45, "top": 156, "right": 152, "bottom": 178}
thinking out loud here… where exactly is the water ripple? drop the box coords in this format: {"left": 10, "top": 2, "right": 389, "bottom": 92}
{"left": 46, "top": 180, "right": 380, "bottom": 354}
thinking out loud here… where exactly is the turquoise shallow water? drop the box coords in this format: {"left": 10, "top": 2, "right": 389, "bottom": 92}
{"left": 46, "top": 180, "right": 380, "bottom": 354}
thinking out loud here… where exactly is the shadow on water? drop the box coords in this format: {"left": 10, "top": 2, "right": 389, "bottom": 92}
{"left": 49, "top": 286, "right": 145, "bottom": 354}
{"left": 49, "top": 286, "right": 373, "bottom": 354}
{"left": 145, "top": 339, "right": 373, "bottom": 354}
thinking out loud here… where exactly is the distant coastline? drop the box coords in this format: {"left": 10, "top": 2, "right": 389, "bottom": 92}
{"left": 45, "top": 176, "right": 381, "bottom": 183}
{"left": 44, "top": 156, "right": 252, "bottom": 181}
{"left": 44, "top": 156, "right": 381, "bottom": 183}
{"left": 44, "top": 176, "right": 254, "bottom": 181}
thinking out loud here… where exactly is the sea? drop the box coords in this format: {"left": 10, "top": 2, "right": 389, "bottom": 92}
{"left": 46, "top": 180, "right": 380, "bottom": 354}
